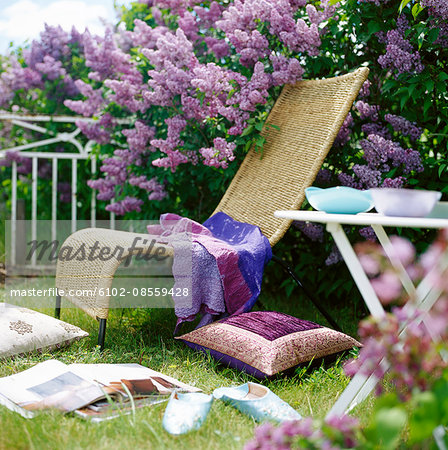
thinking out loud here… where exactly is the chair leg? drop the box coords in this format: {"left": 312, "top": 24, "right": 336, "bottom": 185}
{"left": 98, "top": 319, "right": 107, "bottom": 351}
{"left": 55, "top": 294, "right": 61, "bottom": 319}
{"left": 271, "top": 254, "right": 342, "bottom": 332}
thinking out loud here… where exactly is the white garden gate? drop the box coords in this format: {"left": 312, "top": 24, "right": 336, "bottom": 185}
{"left": 0, "top": 113, "right": 130, "bottom": 268}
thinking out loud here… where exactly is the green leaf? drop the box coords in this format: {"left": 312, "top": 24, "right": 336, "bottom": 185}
{"left": 412, "top": 3, "right": 425, "bottom": 19}
{"left": 409, "top": 392, "right": 440, "bottom": 444}
{"left": 256, "top": 136, "right": 266, "bottom": 146}
{"left": 425, "top": 80, "right": 435, "bottom": 92}
{"left": 437, "top": 81, "right": 447, "bottom": 92}
{"left": 439, "top": 164, "right": 447, "bottom": 178}
{"left": 400, "top": 94, "right": 408, "bottom": 110}
{"left": 240, "top": 124, "right": 254, "bottom": 137}
{"left": 399, "top": 0, "right": 412, "bottom": 13}
{"left": 368, "top": 21, "right": 382, "bottom": 37}
{"left": 365, "top": 407, "right": 407, "bottom": 450}
{"left": 428, "top": 27, "right": 440, "bottom": 43}
{"left": 438, "top": 72, "right": 448, "bottom": 82}
{"left": 423, "top": 98, "right": 432, "bottom": 116}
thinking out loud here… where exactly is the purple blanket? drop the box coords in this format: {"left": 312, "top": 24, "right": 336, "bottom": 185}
{"left": 147, "top": 212, "right": 271, "bottom": 328}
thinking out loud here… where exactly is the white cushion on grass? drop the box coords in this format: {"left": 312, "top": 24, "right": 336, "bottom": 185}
{"left": 0, "top": 303, "right": 88, "bottom": 358}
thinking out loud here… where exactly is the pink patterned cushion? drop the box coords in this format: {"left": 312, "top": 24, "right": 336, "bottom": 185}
{"left": 177, "top": 311, "right": 361, "bottom": 378}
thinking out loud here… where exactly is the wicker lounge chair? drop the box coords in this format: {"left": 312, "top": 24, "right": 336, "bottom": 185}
{"left": 55, "top": 67, "right": 370, "bottom": 348}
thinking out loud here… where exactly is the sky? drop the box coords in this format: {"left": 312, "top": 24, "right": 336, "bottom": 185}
{"left": 0, "top": 0, "right": 134, "bottom": 53}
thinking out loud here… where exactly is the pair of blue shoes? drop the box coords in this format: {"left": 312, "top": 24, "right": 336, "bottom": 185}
{"left": 162, "top": 382, "right": 302, "bottom": 435}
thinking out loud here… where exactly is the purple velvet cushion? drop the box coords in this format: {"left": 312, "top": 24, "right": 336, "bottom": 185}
{"left": 176, "top": 311, "right": 361, "bottom": 378}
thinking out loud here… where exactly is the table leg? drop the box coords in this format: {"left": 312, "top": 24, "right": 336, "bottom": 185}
{"left": 326, "top": 371, "right": 377, "bottom": 418}
{"left": 326, "top": 222, "right": 385, "bottom": 318}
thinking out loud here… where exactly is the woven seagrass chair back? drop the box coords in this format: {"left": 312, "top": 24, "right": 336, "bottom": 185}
{"left": 213, "top": 67, "right": 369, "bottom": 246}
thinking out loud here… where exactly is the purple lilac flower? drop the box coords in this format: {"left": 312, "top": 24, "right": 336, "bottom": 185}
{"left": 361, "top": 123, "right": 391, "bottom": 139}
{"left": 122, "top": 121, "right": 156, "bottom": 154}
{"left": 83, "top": 29, "right": 142, "bottom": 83}
{"left": 178, "top": 11, "right": 199, "bottom": 41}
{"left": 338, "top": 172, "right": 360, "bottom": 189}
{"left": 191, "top": 2, "right": 219, "bottom": 26}
{"left": 355, "top": 101, "right": 379, "bottom": 121}
{"left": 35, "top": 55, "right": 66, "bottom": 80}
{"left": 325, "top": 415, "right": 360, "bottom": 448}
{"left": 360, "top": 134, "right": 423, "bottom": 174}
{"left": 216, "top": 0, "right": 332, "bottom": 67}
{"left": 357, "top": 0, "right": 392, "bottom": 4}
{"left": 325, "top": 245, "right": 343, "bottom": 265}
{"left": 129, "top": 175, "right": 167, "bottom": 200}
{"left": 269, "top": 54, "right": 304, "bottom": 86}
{"left": 105, "top": 79, "right": 147, "bottom": 113}
{"left": 23, "top": 24, "right": 70, "bottom": 69}
{"left": 420, "top": 0, "right": 448, "bottom": 20}
{"left": 382, "top": 176, "right": 405, "bottom": 188}
{"left": 359, "top": 226, "right": 377, "bottom": 242}
{"left": 378, "top": 28, "right": 424, "bottom": 76}
{"left": 38, "top": 161, "right": 52, "bottom": 179}
{"left": 199, "top": 137, "right": 236, "bottom": 169}
{"left": 131, "top": 19, "right": 169, "bottom": 49}
{"left": 0, "top": 57, "right": 42, "bottom": 102}
{"left": 358, "top": 79, "right": 371, "bottom": 98}
{"left": 2, "top": 150, "right": 32, "bottom": 174}
{"left": 315, "top": 168, "right": 332, "bottom": 185}
{"left": 88, "top": 178, "right": 116, "bottom": 201}
{"left": 432, "top": 19, "right": 448, "bottom": 47}
{"left": 58, "top": 182, "right": 71, "bottom": 203}
{"left": 142, "top": 29, "right": 197, "bottom": 107}
{"left": 294, "top": 221, "right": 324, "bottom": 242}
{"left": 151, "top": 116, "right": 186, "bottom": 155}
{"left": 75, "top": 118, "right": 111, "bottom": 145}
{"left": 352, "top": 164, "right": 382, "bottom": 188}
{"left": 384, "top": 114, "right": 423, "bottom": 141}
{"left": 334, "top": 113, "right": 353, "bottom": 146}
{"left": 389, "top": 147, "right": 423, "bottom": 174}
{"left": 64, "top": 80, "right": 104, "bottom": 116}
{"left": 106, "top": 196, "right": 144, "bottom": 215}
{"left": 38, "top": 24, "right": 71, "bottom": 60}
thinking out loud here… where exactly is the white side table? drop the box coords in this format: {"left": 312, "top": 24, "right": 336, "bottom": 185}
{"left": 274, "top": 206, "right": 448, "bottom": 416}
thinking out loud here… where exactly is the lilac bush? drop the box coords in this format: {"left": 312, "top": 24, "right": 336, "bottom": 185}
{"left": 62, "top": 0, "right": 342, "bottom": 216}
{"left": 1, "top": 0, "right": 448, "bottom": 303}
{"left": 58, "top": 0, "right": 443, "bottom": 223}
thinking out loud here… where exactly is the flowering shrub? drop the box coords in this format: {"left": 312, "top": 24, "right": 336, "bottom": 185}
{"left": 246, "top": 229, "right": 448, "bottom": 449}
{"left": 57, "top": 0, "right": 340, "bottom": 217}
{"left": 1, "top": 0, "right": 448, "bottom": 302}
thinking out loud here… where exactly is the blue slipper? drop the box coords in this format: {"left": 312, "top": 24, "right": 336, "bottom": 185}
{"left": 213, "top": 382, "right": 301, "bottom": 423}
{"left": 162, "top": 391, "right": 213, "bottom": 435}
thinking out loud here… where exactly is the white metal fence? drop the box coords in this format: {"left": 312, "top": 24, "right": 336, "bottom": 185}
{"left": 0, "top": 114, "right": 130, "bottom": 268}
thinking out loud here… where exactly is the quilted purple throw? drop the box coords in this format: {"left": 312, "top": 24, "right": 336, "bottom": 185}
{"left": 147, "top": 212, "right": 271, "bottom": 329}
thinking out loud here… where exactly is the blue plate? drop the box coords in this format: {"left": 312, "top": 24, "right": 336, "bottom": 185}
{"left": 305, "top": 186, "right": 374, "bottom": 214}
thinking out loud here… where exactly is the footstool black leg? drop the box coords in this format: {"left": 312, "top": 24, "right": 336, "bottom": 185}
{"left": 55, "top": 294, "right": 61, "bottom": 319}
{"left": 98, "top": 319, "right": 107, "bottom": 351}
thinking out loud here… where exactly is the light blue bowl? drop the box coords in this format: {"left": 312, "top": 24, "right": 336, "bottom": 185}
{"left": 305, "top": 186, "right": 374, "bottom": 214}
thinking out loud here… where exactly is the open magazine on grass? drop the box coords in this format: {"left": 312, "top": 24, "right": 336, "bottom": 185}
{"left": 0, "top": 360, "right": 200, "bottom": 421}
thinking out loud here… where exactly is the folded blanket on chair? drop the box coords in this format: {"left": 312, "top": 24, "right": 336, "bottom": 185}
{"left": 147, "top": 212, "right": 272, "bottom": 330}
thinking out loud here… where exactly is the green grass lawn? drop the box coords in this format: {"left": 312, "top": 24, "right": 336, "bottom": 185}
{"left": 0, "top": 287, "right": 373, "bottom": 450}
